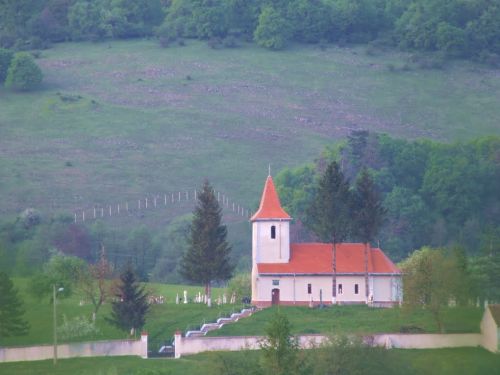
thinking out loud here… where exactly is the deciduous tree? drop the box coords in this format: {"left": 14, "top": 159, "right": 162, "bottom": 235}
{"left": 260, "top": 311, "right": 299, "bottom": 375}
{"left": 4, "top": 52, "right": 43, "bottom": 91}
{"left": 78, "top": 246, "right": 112, "bottom": 320}
{"left": 399, "top": 246, "right": 463, "bottom": 332}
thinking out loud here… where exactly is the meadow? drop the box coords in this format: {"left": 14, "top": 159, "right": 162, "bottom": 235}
{"left": 0, "top": 348, "right": 499, "bottom": 375}
{"left": 1, "top": 39, "right": 499, "bottom": 228}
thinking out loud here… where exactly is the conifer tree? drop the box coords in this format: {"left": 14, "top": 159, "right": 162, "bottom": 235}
{"left": 181, "top": 179, "right": 233, "bottom": 306}
{"left": 352, "top": 168, "right": 386, "bottom": 301}
{"left": 307, "top": 161, "right": 351, "bottom": 303}
{"left": 0, "top": 272, "right": 29, "bottom": 337}
{"left": 107, "top": 264, "right": 149, "bottom": 336}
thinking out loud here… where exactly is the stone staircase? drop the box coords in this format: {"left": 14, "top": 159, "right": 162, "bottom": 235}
{"left": 185, "top": 307, "right": 255, "bottom": 338}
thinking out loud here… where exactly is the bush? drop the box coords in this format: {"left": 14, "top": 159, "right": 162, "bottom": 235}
{"left": 0, "top": 48, "right": 13, "bottom": 83}
{"left": 223, "top": 36, "right": 238, "bottom": 48}
{"left": 57, "top": 315, "right": 100, "bottom": 340}
{"left": 4, "top": 52, "right": 43, "bottom": 91}
{"left": 226, "top": 273, "right": 251, "bottom": 301}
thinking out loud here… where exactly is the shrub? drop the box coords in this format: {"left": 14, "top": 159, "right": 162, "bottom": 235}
{"left": 223, "top": 36, "right": 238, "bottom": 48}
{"left": 57, "top": 315, "right": 100, "bottom": 340}
{"left": 0, "top": 48, "right": 13, "bottom": 83}
{"left": 5, "top": 52, "right": 43, "bottom": 91}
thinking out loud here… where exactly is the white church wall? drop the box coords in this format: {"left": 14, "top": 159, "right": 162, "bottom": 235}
{"left": 336, "top": 276, "right": 366, "bottom": 303}
{"left": 256, "top": 275, "right": 332, "bottom": 304}
{"left": 293, "top": 276, "right": 332, "bottom": 303}
{"left": 372, "top": 276, "right": 393, "bottom": 302}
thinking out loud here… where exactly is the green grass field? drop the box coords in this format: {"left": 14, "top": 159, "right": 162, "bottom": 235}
{"left": 0, "top": 278, "right": 244, "bottom": 347}
{"left": 0, "top": 348, "right": 499, "bottom": 375}
{"left": 1, "top": 40, "right": 499, "bottom": 226}
{"left": 209, "top": 305, "right": 483, "bottom": 336}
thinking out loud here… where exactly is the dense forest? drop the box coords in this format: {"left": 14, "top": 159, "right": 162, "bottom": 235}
{"left": 275, "top": 132, "right": 500, "bottom": 261}
{"left": 0, "top": 0, "right": 499, "bottom": 62}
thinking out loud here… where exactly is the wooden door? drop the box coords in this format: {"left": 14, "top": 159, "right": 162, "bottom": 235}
{"left": 271, "top": 288, "right": 280, "bottom": 305}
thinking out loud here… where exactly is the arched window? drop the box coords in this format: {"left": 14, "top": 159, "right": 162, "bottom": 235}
{"left": 271, "top": 225, "right": 276, "bottom": 239}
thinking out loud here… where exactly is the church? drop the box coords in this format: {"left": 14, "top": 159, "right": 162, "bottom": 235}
{"left": 250, "top": 175, "right": 402, "bottom": 307}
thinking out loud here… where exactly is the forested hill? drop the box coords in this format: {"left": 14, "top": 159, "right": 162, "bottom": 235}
{"left": 275, "top": 132, "right": 500, "bottom": 261}
{"left": 1, "top": 0, "right": 499, "bottom": 63}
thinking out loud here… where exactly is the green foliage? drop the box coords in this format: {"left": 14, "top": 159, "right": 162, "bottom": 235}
{"left": 399, "top": 247, "right": 466, "bottom": 332}
{"left": 0, "top": 272, "right": 29, "bottom": 337}
{"left": 275, "top": 164, "right": 316, "bottom": 227}
{"left": 0, "top": 47, "right": 14, "bottom": 83}
{"left": 4, "top": 52, "right": 43, "bottom": 91}
{"left": 67, "top": 1, "right": 110, "bottom": 41}
{"left": 28, "top": 253, "right": 87, "bottom": 300}
{"left": 254, "top": 6, "right": 291, "bottom": 50}
{"left": 107, "top": 264, "right": 149, "bottom": 335}
{"left": 260, "top": 311, "right": 299, "bottom": 375}
{"left": 180, "top": 179, "right": 234, "bottom": 293}
{"left": 276, "top": 133, "right": 500, "bottom": 261}
{"left": 351, "top": 168, "right": 386, "bottom": 243}
{"left": 57, "top": 315, "right": 100, "bottom": 340}
{"left": 127, "top": 225, "right": 159, "bottom": 281}
{"left": 226, "top": 273, "right": 251, "bottom": 301}
{"left": 307, "top": 161, "right": 351, "bottom": 243}
{"left": 312, "top": 335, "right": 399, "bottom": 375}
{"left": 0, "top": 0, "right": 498, "bottom": 61}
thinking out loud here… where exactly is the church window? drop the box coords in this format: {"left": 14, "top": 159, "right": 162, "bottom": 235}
{"left": 272, "top": 279, "right": 279, "bottom": 286}
{"left": 271, "top": 225, "right": 276, "bottom": 239}
{"left": 307, "top": 284, "right": 312, "bottom": 294}
{"left": 354, "top": 284, "right": 359, "bottom": 294}
{"left": 338, "top": 284, "right": 343, "bottom": 295}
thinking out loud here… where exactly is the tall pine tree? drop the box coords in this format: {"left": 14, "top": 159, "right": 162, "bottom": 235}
{"left": 107, "top": 264, "right": 149, "bottom": 336}
{"left": 0, "top": 272, "right": 29, "bottom": 337}
{"left": 181, "top": 179, "right": 233, "bottom": 306}
{"left": 307, "top": 161, "right": 351, "bottom": 304}
{"left": 352, "top": 168, "right": 386, "bottom": 302}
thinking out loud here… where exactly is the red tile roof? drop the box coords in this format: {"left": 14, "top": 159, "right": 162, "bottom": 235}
{"left": 251, "top": 176, "right": 291, "bottom": 221}
{"left": 257, "top": 243, "right": 400, "bottom": 275}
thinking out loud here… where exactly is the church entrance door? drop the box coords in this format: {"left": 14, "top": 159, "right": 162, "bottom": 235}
{"left": 271, "top": 288, "right": 280, "bottom": 305}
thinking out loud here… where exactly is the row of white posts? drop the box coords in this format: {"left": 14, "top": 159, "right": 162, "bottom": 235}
{"left": 74, "top": 189, "right": 252, "bottom": 223}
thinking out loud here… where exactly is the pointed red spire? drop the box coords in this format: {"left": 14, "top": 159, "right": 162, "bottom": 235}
{"left": 251, "top": 176, "right": 291, "bottom": 221}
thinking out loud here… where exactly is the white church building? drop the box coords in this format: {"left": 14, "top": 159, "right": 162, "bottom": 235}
{"left": 251, "top": 175, "right": 402, "bottom": 307}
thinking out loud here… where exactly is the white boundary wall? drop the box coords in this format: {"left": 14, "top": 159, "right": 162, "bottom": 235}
{"left": 174, "top": 333, "right": 483, "bottom": 358}
{"left": 0, "top": 334, "right": 147, "bottom": 363}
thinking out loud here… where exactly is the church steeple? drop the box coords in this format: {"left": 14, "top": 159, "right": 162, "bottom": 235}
{"left": 251, "top": 175, "right": 291, "bottom": 221}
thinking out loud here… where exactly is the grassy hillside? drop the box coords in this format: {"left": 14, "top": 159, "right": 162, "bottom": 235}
{"left": 1, "top": 40, "right": 499, "bottom": 226}
{"left": 209, "top": 305, "right": 482, "bottom": 336}
{"left": 0, "top": 278, "right": 243, "bottom": 347}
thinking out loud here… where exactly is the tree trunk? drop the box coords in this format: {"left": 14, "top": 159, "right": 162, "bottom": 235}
{"left": 432, "top": 308, "right": 444, "bottom": 333}
{"left": 332, "top": 242, "right": 337, "bottom": 304}
{"left": 364, "top": 242, "right": 369, "bottom": 303}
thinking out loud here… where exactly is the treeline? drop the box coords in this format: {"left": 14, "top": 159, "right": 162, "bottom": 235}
{"left": 0, "top": 1, "right": 499, "bottom": 62}
{"left": 275, "top": 132, "right": 500, "bottom": 261}
{"left": 0, "top": 209, "right": 189, "bottom": 282}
